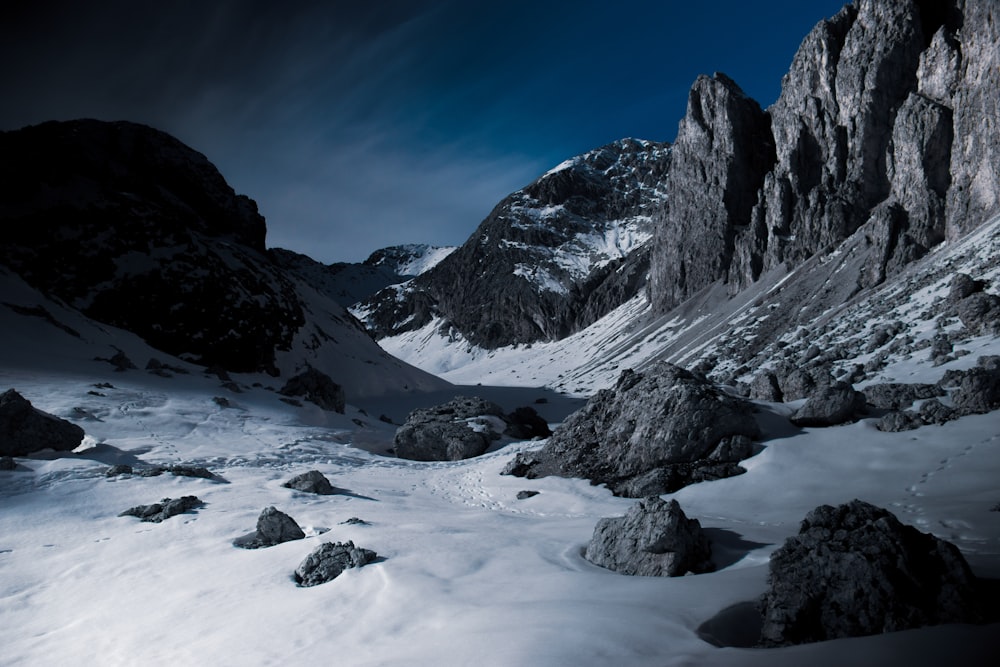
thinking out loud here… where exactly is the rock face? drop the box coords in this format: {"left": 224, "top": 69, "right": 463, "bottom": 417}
{"left": 789, "top": 382, "right": 867, "bottom": 426}
{"left": 119, "top": 496, "right": 203, "bottom": 523}
{"left": 759, "top": 499, "right": 982, "bottom": 646}
{"left": 502, "top": 363, "right": 760, "bottom": 496}
{"left": 649, "top": 0, "right": 1000, "bottom": 312}
{"left": 279, "top": 368, "right": 346, "bottom": 413}
{"left": 294, "top": 541, "right": 378, "bottom": 587}
{"left": 355, "top": 139, "right": 670, "bottom": 348}
{"left": 393, "top": 396, "right": 508, "bottom": 461}
{"left": 282, "top": 470, "right": 337, "bottom": 495}
{"left": 585, "top": 497, "right": 713, "bottom": 577}
{"left": 0, "top": 389, "right": 85, "bottom": 456}
{"left": 233, "top": 506, "right": 306, "bottom": 549}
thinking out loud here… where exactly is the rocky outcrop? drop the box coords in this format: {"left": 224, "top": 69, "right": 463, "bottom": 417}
{"left": 759, "top": 499, "right": 982, "bottom": 646}
{"left": 119, "top": 496, "right": 203, "bottom": 523}
{"left": 789, "top": 382, "right": 867, "bottom": 426}
{"left": 233, "top": 507, "right": 306, "bottom": 549}
{"left": 502, "top": 363, "right": 760, "bottom": 496}
{"left": 584, "top": 497, "right": 713, "bottom": 577}
{"left": 863, "top": 382, "right": 943, "bottom": 409}
{"left": 279, "top": 368, "right": 346, "bottom": 413}
{"left": 282, "top": 470, "right": 337, "bottom": 495}
{"left": 294, "top": 541, "right": 378, "bottom": 587}
{"left": 0, "top": 389, "right": 84, "bottom": 456}
{"left": 393, "top": 396, "right": 508, "bottom": 461}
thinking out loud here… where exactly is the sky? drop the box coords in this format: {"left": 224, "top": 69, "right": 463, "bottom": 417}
{"left": 1, "top": 1, "right": 846, "bottom": 264}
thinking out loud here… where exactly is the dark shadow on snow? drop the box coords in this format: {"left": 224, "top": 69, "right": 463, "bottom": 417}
{"left": 703, "top": 528, "right": 771, "bottom": 570}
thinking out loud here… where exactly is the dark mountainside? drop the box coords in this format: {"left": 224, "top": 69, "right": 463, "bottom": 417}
{"left": 359, "top": 0, "right": 999, "bottom": 359}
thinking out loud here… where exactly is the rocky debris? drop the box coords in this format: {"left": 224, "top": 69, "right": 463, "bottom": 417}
{"left": 101, "top": 349, "right": 137, "bottom": 372}
{"left": 748, "top": 371, "right": 782, "bottom": 402}
{"left": 943, "top": 357, "right": 1000, "bottom": 414}
{"left": 585, "top": 497, "right": 713, "bottom": 577}
{"left": 949, "top": 273, "right": 985, "bottom": 301}
{"left": 105, "top": 464, "right": 215, "bottom": 479}
{"left": 105, "top": 464, "right": 134, "bottom": 477}
{"left": 0, "top": 389, "right": 85, "bottom": 456}
{"left": 502, "top": 363, "right": 760, "bottom": 496}
{"left": 233, "top": 506, "right": 306, "bottom": 549}
{"left": 145, "top": 358, "right": 189, "bottom": 376}
{"left": 169, "top": 465, "right": 214, "bottom": 479}
{"left": 504, "top": 406, "right": 552, "bottom": 440}
{"left": 789, "top": 382, "right": 867, "bottom": 427}
{"left": 759, "top": 499, "right": 983, "bottom": 647}
{"left": 119, "top": 496, "right": 203, "bottom": 523}
{"left": 341, "top": 517, "right": 369, "bottom": 526}
{"left": 279, "top": 368, "right": 345, "bottom": 413}
{"left": 516, "top": 490, "right": 539, "bottom": 500}
{"left": 876, "top": 410, "right": 923, "bottom": 433}
{"left": 294, "top": 541, "right": 378, "bottom": 587}
{"left": 394, "top": 396, "right": 509, "bottom": 461}
{"left": 863, "top": 382, "right": 943, "bottom": 409}
{"left": 282, "top": 470, "right": 337, "bottom": 495}
{"left": 0, "top": 455, "right": 16, "bottom": 470}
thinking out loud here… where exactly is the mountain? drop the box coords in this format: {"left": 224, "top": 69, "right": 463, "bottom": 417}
{"left": 352, "top": 138, "right": 670, "bottom": 348}
{"left": 0, "top": 119, "right": 447, "bottom": 400}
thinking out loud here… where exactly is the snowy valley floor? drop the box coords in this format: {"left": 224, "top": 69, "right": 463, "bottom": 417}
{"left": 2, "top": 351, "right": 1000, "bottom": 666}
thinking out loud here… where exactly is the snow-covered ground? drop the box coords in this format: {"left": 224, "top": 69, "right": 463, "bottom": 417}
{"left": 2, "top": 325, "right": 999, "bottom": 665}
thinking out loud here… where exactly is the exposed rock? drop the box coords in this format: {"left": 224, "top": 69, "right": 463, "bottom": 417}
{"left": 516, "top": 490, "right": 539, "bottom": 500}
{"left": 294, "top": 541, "right": 378, "bottom": 587}
{"left": 340, "top": 517, "right": 369, "bottom": 526}
{"left": 956, "top": 291, "right": 1000, "bottom": 335}
{"left": 585, "top": 497, "right": 713, "bottom": 577}
{"left": 759, "top": 499, "right": 983, "bottom": 646}
{"left": 0, "top": 389, "right": 85, "bottom": 456}
{"left": 876, "top": 410, "right": 923, "bottom": 432}
{"left": 279, "top": 367, "right": 345, "bottom": 413}
{"left": 948, "top": 273, "right": 985, "bottom": 301}
{"left": 119, "top": 496, "right": 203, "bottom": 523}
{"left": 943, "top": 358, "right": 1000, "bottom": 414}
{"left": 919, "top": 398, "right": 957, "bottom": 425}
{"left": 105, "top": 464, "right": 133, "bottom": 476}
{"left": 863, "top": 382, "right": 943, "bottom": 409}
{"left": 504, "top": 406, "right": 552, "bottom": 440}
{"left": 748, "top": 371, "right": 783, "bottom": 402}
{"left": 0, "top": 455, "right": 16, "bottom": 470}
{"left": 394, "top": 396, "right": 508, "bottom": 461}
{"left": 282, "top": 470, "right": 337, "bottom": 495}
{"left": 790, "top": 382, "right": 867, "bottom": 426}
{"left": 168, "top": 465, "right": 214, "bottom": 479}
{"left": 502, "top": 363, "right": 759, "bottom": 496}
{"left": 106, "top": 349, "right": 137, "bottom": 372}
{"left": 233, "top": 506, "right": 305, "bottom": 549}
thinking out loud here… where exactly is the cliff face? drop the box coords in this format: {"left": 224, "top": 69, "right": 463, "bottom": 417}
{"left": 649, "top": 0, "right": 999, "bottom": 313}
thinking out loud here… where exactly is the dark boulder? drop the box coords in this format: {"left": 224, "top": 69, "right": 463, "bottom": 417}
{"left": 279, "top": 368, "right": 345, "bottom": 413}
{"left": 282, "top": 470, "right": 337, "bottom": 495}
{"left": 759, "top": 500, "right": 983, "bottom": 646}
{"left": 294, "top": 541, "right": 378, "bottom": 587}
{"left": 233, "top": 506, "right": 305, "bottom": 549}
{"left": 942, "top": 357, "right": 1000, "bottom": 415}
{"left": 504, "top": 406, "right": 552, "bottom": 439}
{"left": 585, "top": 497, "right": 713, "bottom": 577}
{"left": 502, "top": 363, "right": 760, "bottom": 496}
{"left": 748, "top": 371, "right": 783, "bottom": 402}
{"left": 789, "top": 382, "right": 867, "bottom": 427}
{"left": 863, "top": 382, "right": 943, "bottom": 409}
{"left": 394, "top": 396, "right": 508, "bottom": 461}
{"left": 876, "top": 410, "right": 922, "bottom": 432}
{"left": 119, "top": 496, "right": 203, "bottom": 523}
{"left": 0, "top": 389, "right": 85, "bottom": 456}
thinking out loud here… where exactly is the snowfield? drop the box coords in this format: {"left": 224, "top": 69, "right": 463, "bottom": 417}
{"left": 2, "top": 326, "right": 999, "bottom": 665}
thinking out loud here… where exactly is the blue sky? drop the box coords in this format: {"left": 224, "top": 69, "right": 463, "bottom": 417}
{"left": 2, "top": 1, "right": 846, "bottom": 263}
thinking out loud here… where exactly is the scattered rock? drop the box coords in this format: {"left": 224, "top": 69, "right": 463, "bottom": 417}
{"left": 105, "top": 464, "right": 134, "bottom": 477}
{"left": 876, "top": 410, "right": 922, "bottom": 432}
{"left": 119, "top": 496, "right": 203, "bottom": 523}
{"left": 394, "top": 396, "right": 508, "bottom": 461}
{"left": 0, "top": 455, "right": 16, "bottom": 471}
{"left": 516, "top": 490, "right": 539, "bottom": 500}
{"left": 748, "top": 371, "right": 783, "bottom": 402}
{"left": 294, "top": 541, "right": 378, "bottom": 587}
{"left": 918, "top": 398, "right": 957, "bottom": 425}
{"left": 789, "top": 382, "right": 867, "bottom": 427}
{"left": 502, "top": 363, "right": 760, "bottom": 496}
{"left": 282, "top": 470, "right": 337, "bottom": 495}
{"left": 863, "top": 382, "right": 943, "bottom": 410}
{"left": 758, "top": 500, "right": 983, "bottom": 647}
{"left": 146, "top": 358, "right": 189, "bottom": 376}
{"left": 279, "top": 367, "right": 345, "bottom": 413}
{"left": 213, "top": 396, "right": 233, "bottom": 408}
{"left": 948, "top": 273, "right": 985, "bottom": 301}
{"left": 956, "top": 292, "right": 1000, "bottom": 336}
{"left": 168, "top": 465, "right": 214, "bottom": 479}
{"left": 504, "top": 406, "right": 552, "bottom": 439}
{"left": 341, "top": 517, "right": 369, "bottom": 526}
{"left": 0, "top": 389, "right": 85, "bottom": 456}
{"left": 585, "top": 497, "right": 713, "bottom": 577}
{"left": 233, "top": 506, "right": 306, "bottom": 549}
{"left": 944, "top": 358, "right": 1000, "bottom": 414}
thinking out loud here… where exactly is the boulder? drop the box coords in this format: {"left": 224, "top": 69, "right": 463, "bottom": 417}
{"left": 748, "top": 371, "right": 783, "bottom": 402}
{"left": 119, "top": 496, "right": 202, "bottom": 523}
{"left": 759, "top": 500, "right": 983, "bottom": 647}
{"left": 956, "top": 292, "right": 1000, "bottom": 336}
{"left": 279, "top": 368, "right": 345, "bottom": 413}
{"left": 862, "top": 382, "right": 943, "bottom": 409}
{"left": 504, "top": 406, "right": 551, "bottom": 439}
{"left": 948, "top": 273, "right": 985, "bottom": 302}
{"left": 502, "top": 363, "right": 760, "bottom": 496}
{"left": 0, "top": 389, "right": 85, "bottom": 456}
{"left": 233, "top": 506, "right": 305, "bottom": 549}
{"left": 282, "top": 470, "right": 337, "bottom": 495}
{"left": 789, "top": 382, "right": 867, "bottom": 427}
{"left": 942, "top": 358, "right": 1000, "bottom": 414}
{"left": 876, "top": 410, "right": 922, "bottom": 432}
{"left": 394, "top": 396, "right": 508, "bottom": 461}
{"left": 294, "top": 541, "right": 378, "bottom": 587}
{"left": 585, "top": 497, "right": 713, "bottom": 577}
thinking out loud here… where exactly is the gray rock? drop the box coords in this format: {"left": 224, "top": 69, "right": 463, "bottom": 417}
{"left": 515, "top": 490, "right": 539, "bottom": 500}
{"left": 279, "top": 368, "right": 345, "bottom": 413}
{"left": 876, "top": 410, "right": 922, "bottom": 432}
{"left": 918, "top": 398, "right": 957, "bottom": 425}
{"left": 585, "top": 497, "right": 713, "bottom": 577}
{"left": 862, "top": 382, "right": 943, "bottom": 410}
{"left": 502, "top": 363, "right": 760, "bottom": 496}
{"left": 956, "top": 292, "right": 1000, "bottom": 335}
{"left": 119, "top": 496, "right": 203, "bottom": 523}
{"left": 748, "top": 372, "right": 782, "bottom": 402}
{"left": 0, "top": 389, "right": 85, "bottom": 456}
{"left": 759, "top": 499, "right": 983, "bottom": 647}
{"left": 233, "top": 506, "right": 305, "bottom": 549}
{"left": 394, "top": 396, "right": 507, "bottom": 461}
{"left": 504, "top": 406, "right": 551, "bottom": 440}
{"left": 282, "top": 470, "right": 337, "bottom": 495}
{"left": 790, "top": 382, "right": 867, "bottom": 427}
{"left": 949, "top": 273, "right": 985, "bottom": 301}
{"left": 105, "top": 464, "right": 134, "bottom": 476}
{"left": 945, "top": 361, "right": 1000, "bottom": 415}
{"left": 168, "top": 465, "right": 214, "bottom": 479}
{"left": 294, "top": 541, "right": 378, "bottom": 587}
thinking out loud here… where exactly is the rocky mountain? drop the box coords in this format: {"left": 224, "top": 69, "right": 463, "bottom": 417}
{"left": 353, "top": 138, "right": 670, "bottom": 348}
{"left": 0, "top": 119, "right": 447, "bottom": 400}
